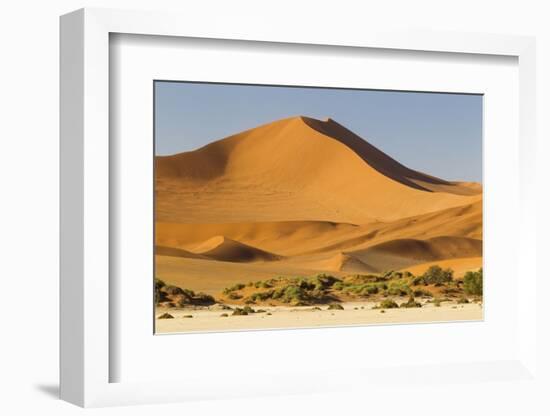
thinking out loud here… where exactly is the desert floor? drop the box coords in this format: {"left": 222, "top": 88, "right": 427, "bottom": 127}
{"left": 155, "top": 300, "right": 483, "bottom": 334}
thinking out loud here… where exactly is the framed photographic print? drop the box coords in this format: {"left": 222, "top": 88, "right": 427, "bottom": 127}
{"left": 153, "top": 81, "right": 484, "bottom": 334}
{"left": 60, "top": 7, "right": 540, "bottom": 409}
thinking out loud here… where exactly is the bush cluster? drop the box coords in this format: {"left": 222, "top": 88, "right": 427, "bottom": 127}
{"left": 155, "top": 278, "right": 216, "bottom": 307}
{"left": 400, "top": 295, "right": 422, "bottom": 308}
{"left": 422, "top": 265, "right": 454, "bottom": 285}
{"left": 223, "top": 283, "right": 246, "bottom": 294}
{"left": 242, "top": 274, "right": 340, "bottom": 305}
{"left": 231, "top": 305, "right": 256, "bottom": 316}
{"left": 463, "top": 268, "right": 483, "bottom": 296}
{"left": 375, "top": 299, "right": 399, "bottom": 309}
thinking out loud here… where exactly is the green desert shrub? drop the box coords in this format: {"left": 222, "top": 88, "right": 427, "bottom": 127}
{"left": 281, "top": 285, "right": 308, "bottom": 303}
{"left": 242, "top": 305, "right": 256, "bottom": 314}
{"left": 194, "top": 292, "right": 215, "bottom": 305}
{"left": 365, "top": 284, "right": 380, "bottom": 294}
{"left": 247, "top": 290, "right": 275, "bottom": 302}
{"left": 175, "top": 298, "right": 188, "bottom": 308}
{"left": 457, "top": 297, "right": 470, "bottom": 304}
{"left": 312, "top": 274, "right": 340, "bottom": 289}
{"left": 296, "top": 279, "right": 316, "bottom": 291}
{"left": 441, "top": 286, "right": 460, "bottom": 295}
{"left": 223, "top": 283, "right": 246, "bottom": 294}
{"left": 422, "top": 265, "right": 454, "bottom": 285}
{"left": 345, "top": 283, "right": 379, "bottom": 297}
{"left": 413, "top": 289, "right": 433, "bottom": 298}
{"left": 176, "top": 290, "right": 215, "bottom": 306}
{"left": 327, "top": 303, "right": 344, "bottom": 310}
{"left": 181, "top": 288, "right": 195, "bottom": 298}
{"left": 231, "top": 308, "right": 248, "bottom": 316}
{"left": 157, "top": 312, "right": 174, "bottom": 319}
{"left": 163, "top": 285, "right": 184, "bottom": 295}
{"left": 155, "top": 288, "right": 163, "bottom": 305}
{"left": 410, "top": 276, "right": 425, "bottom": 286}
{"left": 227, "top": 292, "right": 242, "bottom": 300}
{"left": 463, "top": 269, "right": 483, "bottom": 296}
{"left": 400, "top": 295, "right": 422, "bottom": 308}
{"left": 253, "top": 280, "right": 273, "bottom": 289}
{"left": 376, "top": 299, "right": 399, "bottom": 309}
{"left": 271, "top": 287, "right": 285, "bottom": 300}
{"left": 347, "top": 274, "right": 385, "bottom": 284}
{"left": 154, "top": 278, "right": 167, "bottom": 304}
{"left": 386, "top": 280, "right": 412, "bottom": 296}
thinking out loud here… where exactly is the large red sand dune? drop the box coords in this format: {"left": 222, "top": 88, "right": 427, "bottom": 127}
{"left": 154, "top": 116, "right": 482, "bottom": 290}
{"left": 156, "top": 116, "right": 480, "bottom": 224}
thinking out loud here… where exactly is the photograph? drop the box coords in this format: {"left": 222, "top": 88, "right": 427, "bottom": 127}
{"left": 153, "top": 81, "right": 483, "bottom": 333}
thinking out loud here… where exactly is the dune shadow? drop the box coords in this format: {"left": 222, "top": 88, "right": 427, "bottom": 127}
{"left": 301, "top": 116, "right": 450, "bottom": 191}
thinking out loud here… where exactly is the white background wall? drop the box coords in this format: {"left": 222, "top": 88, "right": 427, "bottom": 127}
{"left": 0, "top": 0, "right": 548, "bottom": 414}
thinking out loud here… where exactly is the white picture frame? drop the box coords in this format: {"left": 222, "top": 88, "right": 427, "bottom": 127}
{"left": 60, "top": 7, "right": 539, "bottom": 408}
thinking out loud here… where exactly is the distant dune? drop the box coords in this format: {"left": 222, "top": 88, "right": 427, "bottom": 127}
{"left": 348, "top": 236, "right": 482, "bottom": 272}
{"left": 155, "top": 115, "right": 482, "bottom": 295}
{"left": 321, "top": 252, "right": 377, "bottom": 273}
{"left": 191, "top": 236, "right": 282, "bottom": 263}
{"left": 155, "top": 246, "right": 207, "bottom": 259}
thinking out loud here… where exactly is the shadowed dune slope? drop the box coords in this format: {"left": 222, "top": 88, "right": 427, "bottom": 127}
{"left": 321, "top": 252, "right": 378, "bottom": 273}
{"left": 155, "top": 246, "right": 207, "bottom": 259}
{"left": 191, "top": 236, "right": 282, "bottom": 263}
{"left": 349, "top": 236, "right": 482, "bottom": 272}
{"left": 301, "top": 117, "right": 479, "bottom": 194}
{"left": 156, "top": 116, "right": 481, "bottom": 224}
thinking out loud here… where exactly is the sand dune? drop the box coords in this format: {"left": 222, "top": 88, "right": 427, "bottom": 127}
{"left": 156, "top": 220, "right": 360, "bottom": 255}
{"left": 191, "top": 236, "right": 282, "bottom": 263}
{"left": 353, "top": 236, "right": 482, "bottom": 262}
{"left": 156, "top": 200, "right": 481, "bottom": 258}
{"left": 155, "top": 115, "right": 482, "bottom": 300}
{"left": 155, "top": 245, "right": 207, "bottom": 259}
{"left": 349, "top": 236, "right": 481, "bottom": 272}
{"left": 301, "top": 117, "right": 480, "bottom": 195}
{"left": 156, "top": 116, "right": 480, "bottom": 224}
{"left": 321, "top": 252, "right": 377, "bottom": 273}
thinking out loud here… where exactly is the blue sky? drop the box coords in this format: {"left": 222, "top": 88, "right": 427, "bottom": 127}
{"left": 154, "top": 81, "right": 482, "bottom": 182}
